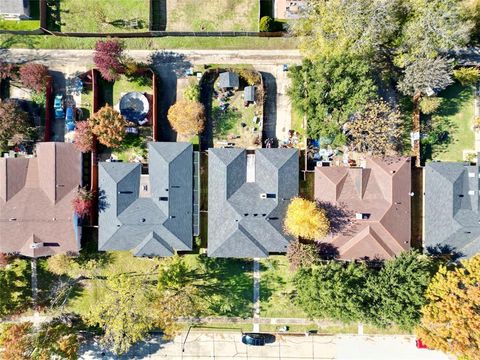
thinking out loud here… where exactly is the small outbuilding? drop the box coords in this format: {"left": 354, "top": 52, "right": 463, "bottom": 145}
{"left": 0, "top": 0, "right": 30, "bottom": 20}
{"left": 218, "top": 72, "right": 239, "bottom": 90}
{"left": 244, "top": 86, "right": 255, "bottom": 103}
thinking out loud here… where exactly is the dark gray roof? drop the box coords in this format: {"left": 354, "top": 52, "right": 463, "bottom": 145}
{"left": 425, "top": 160, "right": 480, "bottom": 258}
{"left": 244, "top": 86, "right": 255, "bottom": 102}
{"left": 99, "top": 142, "right": 193, "bottom": 257}
{"left": 0, "top": 0, "right": 29, "bottom": 17}
{"left": 208, "top": 148, "right": 299, "bottom": 258}
{"left": 219, "top": 72, "right": 239, "bottom": 89}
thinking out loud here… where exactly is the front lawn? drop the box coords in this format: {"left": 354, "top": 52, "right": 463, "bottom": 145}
{"left": 166, "top": 0, "right": 259, "bottom": 31}
{"left": 112, "top": 74, "right": 152, "bottom": 107}
{"left": 55, "top": 0, "right": 150, "bottom": 32}
{"left": 431, "top": 83, "right": 475, "bottom": 162}
{"left": 259, "top": 256, "right": 307, "bottom": 318}
{"left": 0, "top": 20, "right": 39, "bottom": 31}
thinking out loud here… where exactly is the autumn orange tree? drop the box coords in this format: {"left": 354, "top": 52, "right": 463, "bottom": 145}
{"left": 88, "top": 105, "right": 126, "bottom": 148}
{"left": 73, "top": 120, "right": 94, "bottom": 153}
{"left": 416, "top": 254, "right": 480, "bottom": 360}
{"left": 167, "top": 100, "right": 205, "bottom": 135}
{"left": 284, "top": 197, "right": 330, "bottom": 240}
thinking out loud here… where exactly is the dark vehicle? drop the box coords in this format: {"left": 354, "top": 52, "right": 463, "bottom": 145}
{"left": 54, "top": 94, "right": 64, "bottom": 119}
{"left": 242, "top": 333, "right": 276, "bottom": 346}
{"left": 65, "top": 106, "right": 75, "bottom": 123}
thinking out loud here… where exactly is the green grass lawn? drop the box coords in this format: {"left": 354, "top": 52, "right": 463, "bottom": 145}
{"left": 432, "top": 83, "right": 475, "bottom": 162}
{"left": 112, "top": 128, "right": 152, "bottom": 162}
{"left": 0, "top": 20, "right": 39, "bottom": 31}
{"left": 112, "top": 75, "right": 152, "bottom": 106}
{"left": 0, "top": 34, "right": 297, "bottom": 50}
{"left": 299, "top": 171, "right": 314, "bottom": 200}
{"left": 80, "top": 88, "right": 93, "bottom": 119}
{"left": 167, "top": 0, "right": 259, "bottom": 32}
{"left": 57, "top": 0, "right": 149, "bottom": 33}
{"left": 259, "top": 256, "right": 307, "bottom": 318}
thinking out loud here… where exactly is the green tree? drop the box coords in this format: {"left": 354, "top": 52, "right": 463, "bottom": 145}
{"left": 85, "top": 273, "right": 155, "bottom": 355}
{"left": 183, "top": 83, "right": 201, "bottom": 102}
{"left": 259, "top": 16, "right": 275, "bottom": 32}
{"left": 288, "top": 57, "right": 376, "bottom": 145}
{"left": 453, "top": 67, "right": 480, "bottom": 86}
{"left": 419, "top": 97, "right": 442, "bottom": 115}
{"left": 365, "top": 251, "right": 436, "bottom": 330}
{"left": 294, "top": 261, "right": 368, "bottom": 322}
{"left": 416, "top": 254, "right": 480, "bottom": 360}
{"left": 0, "top": 259, "right": 30, "bottom": 318}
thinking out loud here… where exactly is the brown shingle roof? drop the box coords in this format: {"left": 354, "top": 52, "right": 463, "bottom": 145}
{"left": 314, "top": 157, "right": 412, "bottom": 260}
{"left": 0, "top": 143, "right": 82, "bottom": 257}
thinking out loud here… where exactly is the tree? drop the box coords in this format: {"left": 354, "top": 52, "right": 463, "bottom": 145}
{"left": 259, "top": 16, "right": 275, "bottom": 32}
{"left": 183, "top": 83, "right": 200, "bottom": 102}
{"left": 294, "top": 261, "right": 368, "bottom": 322}
{"left": 286, "top": 240, "right": 318, "bottom": 271}
{"left": 453, "top": 67, "right": 480, "bottom": 86}
{"left": 167, "top": 100, "right": 205, "bottom": 135}
{"left": 0, "top": 322, "right": 33, "bottom": 360}
{"left": 88, "top": 105, "right": 126, "bottom": 148}
{"left": 72, "top": 187, "right": 94, "bottom": 218}
{"left": 0, "top": 62, "right": 17, "bottom": 80}
{"left": 85, "top": 273, "right": 155, "bottom": 355}
{"left": 293, "top": 0, "right": 404, "bottom": 59}
{"left": 419, "top": 97, "right": 442, "bottom": 115}
{"left": 73, "top": 121, "right": 94, "bottom": 153}
{"left": 416, "top": 254, "right": 480, "bottom": 359}
{"left": 93, "top": 39, "right": 126, "bottom": 82}
{"left": 364, "top": 251, "right": 436, "bottom": 330}
{"left": 46, "top": 254, "right": 77, "bottom": 276}
{"left": 288, "top": 57, "right": 376, "bottom": 146}
{"left": 18, "top": 63, "right": 49, "bottom": 93}
{"left": 346, "top": 100, "right": 404, "bottom": 156}
{"left": 398, "top": 57, "right": 454, "bottom": 97}
{"left": 284, "top": 198, "right": 330, "bottom": 240}
{"left": 0, "top": 100, "right": 33, "bottom": 152}
{"left": 0, "top": 259, "right": 29, "bottom": 318}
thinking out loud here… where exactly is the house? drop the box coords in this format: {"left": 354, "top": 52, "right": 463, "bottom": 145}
{"left": 98, "top": 142, "right": 194, "bottom": 257}
{"left": 218, "top": 72, "right": 239, "bottom": 90}
{"left": 208, "top": 148, "right": 299, "bottom": 258}
{"left": 314, "top": 157, "right": 412, "bottom": 260}
{"left": 244, "top": 86, "right": 255, "bottom": 103}
{"left": 0, "top": 143, "right": 82, "bottom": 257}
{"left": 425, "top": 159, "right": 480, "bottom": 258}
{"left": 0, "top": 0, "right": 30, "bottom": 20}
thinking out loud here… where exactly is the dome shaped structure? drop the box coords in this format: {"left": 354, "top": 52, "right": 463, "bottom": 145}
{"left": 119, "top": 92, "right": 149, "bottom": 123}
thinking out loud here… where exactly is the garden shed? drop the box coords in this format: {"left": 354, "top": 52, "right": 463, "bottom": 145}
{"left": 219, "top": 72, "right": 239, "bottom": 90}
{"left": 244, "top": 86, "right": 255, "bottom": 102}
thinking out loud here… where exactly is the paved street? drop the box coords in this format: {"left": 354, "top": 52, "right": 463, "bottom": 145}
{"left": 79, "top": 332, "right": 451, "bottom": 359}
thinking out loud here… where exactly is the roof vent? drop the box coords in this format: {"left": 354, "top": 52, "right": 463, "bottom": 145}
{"left": 260, "top": 193, "right": 267, "bottom": 199}
{"left": 30, "top": 242, "right": 44, "bottom": 249}
{"left": 244, "top": 213, "right": 249, "bottom": 216}
{"left": 118, "top": 191, "right": 133, "bottom": 194}
{"left": 141, "top": 218, "right": 146, "bottom": 223}
{"left": 253, "top": 214, "right": 258, "bottom": 217}
{"left": 159, "top": 196, "right": 168, "bottom": 201}
{"left": 56, "top": 184, "right": 64, "bottom": 187}
{"left": 9, "top": 218, "right": 16, "bottom": 221}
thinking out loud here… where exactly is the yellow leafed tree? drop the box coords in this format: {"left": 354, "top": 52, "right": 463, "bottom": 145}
{"left": 416, "top": 254, "right": 480, "bottom": 360}
{"left": 284, "top": 197, "right": 330, "bottom": 240}
{"left": 167, "top": 100, "right": 205, "bottom": 135}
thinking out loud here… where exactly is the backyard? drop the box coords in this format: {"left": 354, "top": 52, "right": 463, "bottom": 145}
{"left": 431, "top": 83, "right": 475, "bottom": 162}
{"left": 52, "top": 0, "right": 150, "bottom": 32}
{"left": 166, "top": 0, "right": 259, "bottom": 31}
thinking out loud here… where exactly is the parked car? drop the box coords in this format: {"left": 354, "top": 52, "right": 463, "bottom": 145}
{"left": 65, "top": 106, "right": 75, "bottom": 123}
{"left": 283, "top": 64, "right": 289, "bottom": 72}
{"left": 241, "top": 333, "right": 275, "bottom": 346}
{"left": 54, "top": 94, "right": 64, "bottom": 119}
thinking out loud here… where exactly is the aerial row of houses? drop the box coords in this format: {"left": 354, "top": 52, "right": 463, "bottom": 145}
{"left": 0, "top": 142, "right": 478, "bottom": 259}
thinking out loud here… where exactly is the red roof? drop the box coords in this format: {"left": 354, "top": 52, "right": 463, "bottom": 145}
{"left": 0, "top": 143, "right": 82, "bottom": 257}
{"left": 314, "top": 157, "right": 411, "bottom": 260}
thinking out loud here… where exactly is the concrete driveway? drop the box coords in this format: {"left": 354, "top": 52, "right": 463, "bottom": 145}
{"left": 79, "top": 332, "right": 451, "bottom": 360}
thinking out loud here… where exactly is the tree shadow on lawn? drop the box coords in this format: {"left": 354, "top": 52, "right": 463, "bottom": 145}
{"left": 436, "top": 83, "right": 473, "bottom": 118}
{"left": 196, "top": 256, "right": 254, "bottom": 318}
{"left": 259, "top": 258, "right": 287, "bottom": 307}
{"left": 212, "top": 106, "right": 242, "bottom": 137}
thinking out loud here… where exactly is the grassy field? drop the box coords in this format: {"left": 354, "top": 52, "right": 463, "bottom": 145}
{"left": 55, "top": 0, "right": 149, "bottom": 33}
{"left": 0, "top": 34, "right": 296, "bottom": 50}
{"left": 0, "top": 20, "right": 40, "bottom": 31}
{"left": 167, "top": 0, "right": 259, "bottom": 32}
{"left": 432, "top": 83, "right": 475, "bottom": 162}
{"left": 112, "top": 75, "right": 152, "bottom": 106}
{"left": 259, "top": 256, "right": 307, "bottom": 318}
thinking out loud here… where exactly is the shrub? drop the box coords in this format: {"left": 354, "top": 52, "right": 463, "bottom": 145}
{"left": 284, "top": 197, "right": 330, "bottom": 240}
{"left": 419, "top": 97, "right": 442, "bottom": 114}
{"left": 453, "top": 67, "right": 480, "bottom": 86}
{"left": 88, "top": 105, "right": 126, "bottom": 148}
{"left": 183, "top": 84, "right": 200, "bottom": 102}
{"left": 237, "top": 69, "right": 261, "bottom": 86}
{"left": 167, "top": 100, "right": 205, "bottom": 135}
{"left": 259, "top": 16, "right": 274, "bottom": 32}
{"left": 0, "top": 100, "right": 32, "bottom": 153}
{"left": 286, "top": 240, "right": 318, "bottom": 271}
{"left": 0, "top": 62, "right": 17, "bottom": 80}
{"left": 93, "top": 39, "right": 126, "bottom": 82}
{"left": 73, "top": 121, "right": 94, "bottom": 153}
{"left": 18, "top": 63, "right": 49, "bottom": 92}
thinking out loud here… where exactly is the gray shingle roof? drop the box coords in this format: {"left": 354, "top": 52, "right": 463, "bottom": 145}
{"left": 244, "top": 86, "right": 255, "bottom": 102}
{"left": 99, "top": 142, "right": 193, "bottom": 257}
{"left": 425, "top": 161, "right": 480, "bottom": 258}
{"left": 208, "top": 148, "right": 299, "bottom": 258}
{"left": 218, "top": 72, "right": 239, "bottom": 89}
